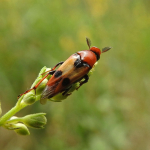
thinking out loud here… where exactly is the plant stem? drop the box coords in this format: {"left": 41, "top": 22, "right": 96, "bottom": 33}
{"left": 0, "top": 67, "right": 48, "bottom": 128}
{"left": 0, "top": 102, "right": 26, "bottom": 126}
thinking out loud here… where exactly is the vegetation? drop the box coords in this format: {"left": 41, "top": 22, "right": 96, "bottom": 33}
{"left": 0, "top": 0, "right": 150, "bottom": 149}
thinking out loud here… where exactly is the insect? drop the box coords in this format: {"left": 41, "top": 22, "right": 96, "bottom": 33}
{"left": 19, "top": 38, "right": 111, "bottom": 104}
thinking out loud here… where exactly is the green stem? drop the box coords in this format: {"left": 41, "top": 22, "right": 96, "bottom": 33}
{"left": 0, "top": 102, "right": 26, "bottom": 126}
{"left": 0, "top": 67, "right": 48, "bottom": 128}
{"left": 5, "top": 117, "right": 22, "bottom": 124}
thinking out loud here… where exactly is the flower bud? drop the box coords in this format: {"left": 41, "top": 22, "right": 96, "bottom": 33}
{"left": 36, "top": 78, "right": 48, "bottom": 95}
{"left": 22, "top": 113, "right": 47, "bottom": 129}
{"left": 22, "top": 90, "right": 36, "bottom": 105}
{"left": 27, "top": 66, "right": 50, "bottom": 101}
{"left": 5, "top": 122, "right": 30, "bottom": 135}
{"left": 14, "top": 123, "right": 30, "bottom": 135}
{"left": 30, "top": 66, "right": 51, "bottom": 88}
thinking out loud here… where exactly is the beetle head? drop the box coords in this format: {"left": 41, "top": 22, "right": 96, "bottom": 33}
{"left": 90, "top": 46, "right": 101, "bottom": 60}
{"left": 86, "top": 37, "right": 101, "bottom": 60}
{"left": 86, "top": 37, "right": 111, "bottom": 60}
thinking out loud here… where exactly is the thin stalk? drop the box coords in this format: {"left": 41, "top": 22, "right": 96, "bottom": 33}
{"left": 0, "top": 98, "right": 27, "bottom": 126}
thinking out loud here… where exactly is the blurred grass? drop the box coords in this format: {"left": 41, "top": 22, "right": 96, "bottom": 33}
{"left": 0, "top": 0, "right": 150, "bottom": 150}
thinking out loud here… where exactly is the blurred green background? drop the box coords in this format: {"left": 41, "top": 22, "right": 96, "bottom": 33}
{"left": 0, "top": 0, "right": 150, "bottom": 150}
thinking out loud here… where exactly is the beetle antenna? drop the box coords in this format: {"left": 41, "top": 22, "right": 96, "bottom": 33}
{"left": 102, "top": 47, "right": 111, "bottom": 53}
{"left": 86, "top": 37, "right": 91, "bottom": 49}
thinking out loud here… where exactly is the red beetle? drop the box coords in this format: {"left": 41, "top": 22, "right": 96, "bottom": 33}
{"left": 20, "top": 38, "right": 111, "bottom": 104}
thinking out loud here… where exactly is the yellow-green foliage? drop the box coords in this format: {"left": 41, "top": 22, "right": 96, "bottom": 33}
{"left": 0, "top": 0, "right": 150, "bottom": 149}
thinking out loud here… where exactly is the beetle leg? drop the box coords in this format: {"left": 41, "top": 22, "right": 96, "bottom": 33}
{"left": 41, "top": 61, "right": 64, "bottom": 75}
{"left": 18, "top": 72, "right": 52, "bottom": 98}
{"left": 76, "top": 74, "right": 89, "bottom": 90}
{"left": 62, "top": 86, "right": 72, "bottom": 96}
{"left": 18, "top": 61, "right": 64, "bottom": 98}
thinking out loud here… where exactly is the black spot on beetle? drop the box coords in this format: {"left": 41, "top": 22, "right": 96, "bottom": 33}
{"left": 74, "top": 58, "right": 83, "bottom": 68}
{"left": 62, "top": 78, "right": 70, "bottom": 86}
{"left": 54, "top": 70, "right": 62, "bottom": 78}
